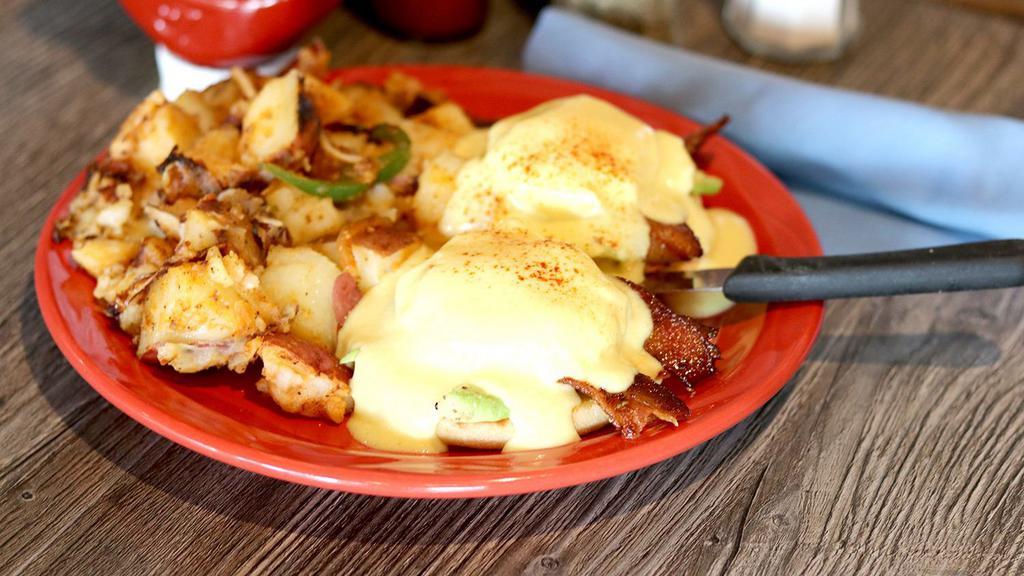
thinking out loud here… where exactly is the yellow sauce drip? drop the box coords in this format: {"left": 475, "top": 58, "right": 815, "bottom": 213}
{"left": 338, "top": 230, "right": 662, "bottom": 453}
{"left": 663, "top": 206, "right": 758, "bottom": 318}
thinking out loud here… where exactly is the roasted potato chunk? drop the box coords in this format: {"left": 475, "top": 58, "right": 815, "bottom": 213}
{"left": 260, "top": 246, "right": 343, "bottom": 350}
{"left": 241, "top": 70, "right": 317, "bottom": 166}
{"left": 137, "top": 248, "right": 281, "bottom": 373}
{"left": 264, "top": 182, "right": 344, "bottom": 245}
{"left": 337, "top": 217, "right": 429, "bottom": 291}
{"left": 257, "top": 333, "right": 353, "bottom": 423}
{"left": 71, "top": 239, "right": 139, "bottom": 279}
{"left": 110, "top": 92, "right": 201, "bottom": 172}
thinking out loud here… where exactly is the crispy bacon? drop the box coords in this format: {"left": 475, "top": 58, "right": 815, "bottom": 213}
{"left": 560, "top": 375, "right": 689, "bottom": 439}
{"left": 684, "top": 115, "right": 730, "bottom": 156}
{"left": 646, "top": 220, "right": 703, "bottom": 264}
{"left": 626, "top": 279, "right": 720, "bottom": 384}
{"left": 560, "top": 282, "right": 719, "bottom": 438}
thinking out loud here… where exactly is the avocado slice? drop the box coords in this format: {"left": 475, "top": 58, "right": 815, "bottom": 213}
{"left": 692, "top": 171, "right": 723, "bottom": 196}
{"left": 437, "top": 386, "right": 510, "bottom": 423}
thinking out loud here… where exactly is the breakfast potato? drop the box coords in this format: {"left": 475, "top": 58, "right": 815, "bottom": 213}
{"left": 337, "top": 217, "right": 429, "bottom": 291}
{"left": 304, "top": 75, "right": 352, "bottom": 126}
{"left": 110, "top": 93, "right": 201, "bottom": 172}
{"left": 174, "top": 89, "right": 219, "bottom": 133}
{"left": 414, "top": 151, "right": 464, "bottom": 239}
{"left": 260, "top": 246, "right": 342, "bottom": 350}
{"left": 240, "top": 70, "right": 317, "bottom": 166}
{"left": 412, "top": 101, "right": 475, "bottom": 135}
{"left": 186, "top": 126, "right": 242, "bottom": 183}
{"left": 257, "top": 333, "right": 353, "bottom": 424}
{"left": 137, "top": 248, "right": 280, "bottom": 373}
{"left": 264, "top": 181, "right": 344, "bottom": 245}
{"left": 334, "top": 83, "right": 404, "bottom": 126}
{"left": 71, "top": 239, "right": 139, "bottom": 279}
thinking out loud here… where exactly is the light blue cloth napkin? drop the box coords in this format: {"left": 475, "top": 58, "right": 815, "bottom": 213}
{"left": 522, "top": 8, "right": 1024, "bottom": 254}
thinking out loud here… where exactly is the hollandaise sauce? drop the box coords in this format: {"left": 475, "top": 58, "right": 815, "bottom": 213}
{"left": 337, "top": 231, "right": 662, "bottom": 453}
{"left": 665, "top": 203, "right": 759, "bottom": 318}
{"left": 440, "top": 95, "right": 699, "bottom": 262}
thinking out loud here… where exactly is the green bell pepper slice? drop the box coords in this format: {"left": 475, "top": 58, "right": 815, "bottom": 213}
{"left": 262, "top": 123, "right": 411, "bottom": 203}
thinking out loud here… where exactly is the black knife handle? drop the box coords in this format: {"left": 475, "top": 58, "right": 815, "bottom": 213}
{"left": 722, "top": 239, "right": 1024, "bottom": 302}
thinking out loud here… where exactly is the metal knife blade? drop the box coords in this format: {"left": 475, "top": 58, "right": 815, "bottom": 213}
{"left": 642, "top": 268, "right": 734, "bottom": 294}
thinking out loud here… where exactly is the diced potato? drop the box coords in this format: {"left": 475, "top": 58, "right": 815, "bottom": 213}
{"left": 241, "top": 70, "right": 302, "bottom": 164}
{"left": 399, "top": 120, "right": 463, "bottom": 176}
{"left": 136, "top": 105, "right": 201, "bottom": 170}
{"left": 413, "top": 101, "right": 475, "bottom": 135}
{"left": 109, "top": 91, "right": 164, "bottom": 162}
{"left": 264, "top": 182, "right": 343, "bottom": 245}
{"left": 94, "top": 198, "right": 134, "bottom": 237}
{"left": 138, "top": 249, "right": 278, "bottom": 373}
{"left": 187, "top": 126, "right": 241, "bottom": 181}
{"left": 337, "top": 218, "right": 430, "bottom": 291}
{"left": 198, "top": 79, "right": 243, "bottom": 121}
{"left": 414, "top": 152, "right": 464, "bottom": 236}
{"left": 71, "top": 239, "right": 140, "bottom": 278}
{"left": 383, "top": 72, "right": 425, "bottom": 111}
{"left": 257, "top": 333, "right": 353, "bottom": 423}
{"left": 110, "top": 92, "right": 201, "bottom": 171}
{"left": 175, "top": 89, "right": 218, "bottom": 132}
{"left": 260, "top": 246, "right": 342, "bottom": 350}
{"left": 453, "top": 129, "right": 488, "bottom": 159}
{"left": 311, "top": 240, "right": 344, "bottom": 267}
{"left": 304, "top": 76, "right": 351, "bottom": 126}
{"left": 335, "top": 83, "right": 404, "bottom": 126}
{"left": 352, "top": 243, "right": 430, "bottom": 291}
{"left": 179, "top": 209, "right": 227, "bottom": 257}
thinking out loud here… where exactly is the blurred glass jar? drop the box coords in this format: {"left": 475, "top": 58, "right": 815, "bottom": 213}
{"left": 722, "top": 0, "right": 861, "bottom": 63}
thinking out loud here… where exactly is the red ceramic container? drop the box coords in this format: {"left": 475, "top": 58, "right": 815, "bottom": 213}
{"left": 119, "top": 0, "right": 339, "bottom": 66}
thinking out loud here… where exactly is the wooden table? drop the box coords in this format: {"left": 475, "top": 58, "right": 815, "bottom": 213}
{"left": 3, "top": 0, "right": 1022, "bottom": 573}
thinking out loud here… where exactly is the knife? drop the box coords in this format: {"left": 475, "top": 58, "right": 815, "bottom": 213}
{"left": 643, "top": 239, "right": 1024, "bottom": 302}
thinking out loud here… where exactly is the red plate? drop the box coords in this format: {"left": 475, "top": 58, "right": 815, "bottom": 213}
{"left": 35, "top": 67, "right": 823, "bottom": 498}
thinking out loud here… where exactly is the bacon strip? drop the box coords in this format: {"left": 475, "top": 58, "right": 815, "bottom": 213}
{"left": 626, "top": 279, "right": 720, "bottom": 384}
{"left": 560, "top": 375, "right": 689, "bottom": 439}
{"left": 646, "top": 220, "right": 703, "bottom": 264}
{"left": 559, "top": 282, "right": 720, "bottom": 438}
{"left": 684, "top": 115, "right": 730, "bottom": 156}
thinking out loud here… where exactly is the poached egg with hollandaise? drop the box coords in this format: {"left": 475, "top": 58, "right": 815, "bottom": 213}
{"left": 337, "top": 230, "right": 663, "bottom": 453}
{"left": 440, "top": 95, "right": 704, "bottom": 263}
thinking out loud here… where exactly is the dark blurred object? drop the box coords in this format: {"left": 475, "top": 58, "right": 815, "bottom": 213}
{"left": 119, "top": 0, "right": 339, "bottom": 66}
{"left": 371, "top": 0, "right": 488, "bottom": 40}
{"left": 942, "top": 0, "right": 1024, "bottom": 18}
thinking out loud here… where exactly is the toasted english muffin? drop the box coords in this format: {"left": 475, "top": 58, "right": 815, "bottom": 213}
{"left": 435, "top": 398, "right": 611, "bottom": 450}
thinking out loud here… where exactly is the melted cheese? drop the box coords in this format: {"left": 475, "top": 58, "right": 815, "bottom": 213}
{"left": 337, "top": 230, "right": 662, "bottom": 453}
{"left": 440, "top": 95, "right": 697, "bottom": 262}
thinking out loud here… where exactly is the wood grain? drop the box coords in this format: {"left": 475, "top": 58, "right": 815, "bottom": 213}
{"left": 1, "top": 0, "right": 1022, "bottom": 574}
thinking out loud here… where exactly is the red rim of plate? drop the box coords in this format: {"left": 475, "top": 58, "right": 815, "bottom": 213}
{"left": 34, "top": 66, "right": 823, "bottom": 498}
